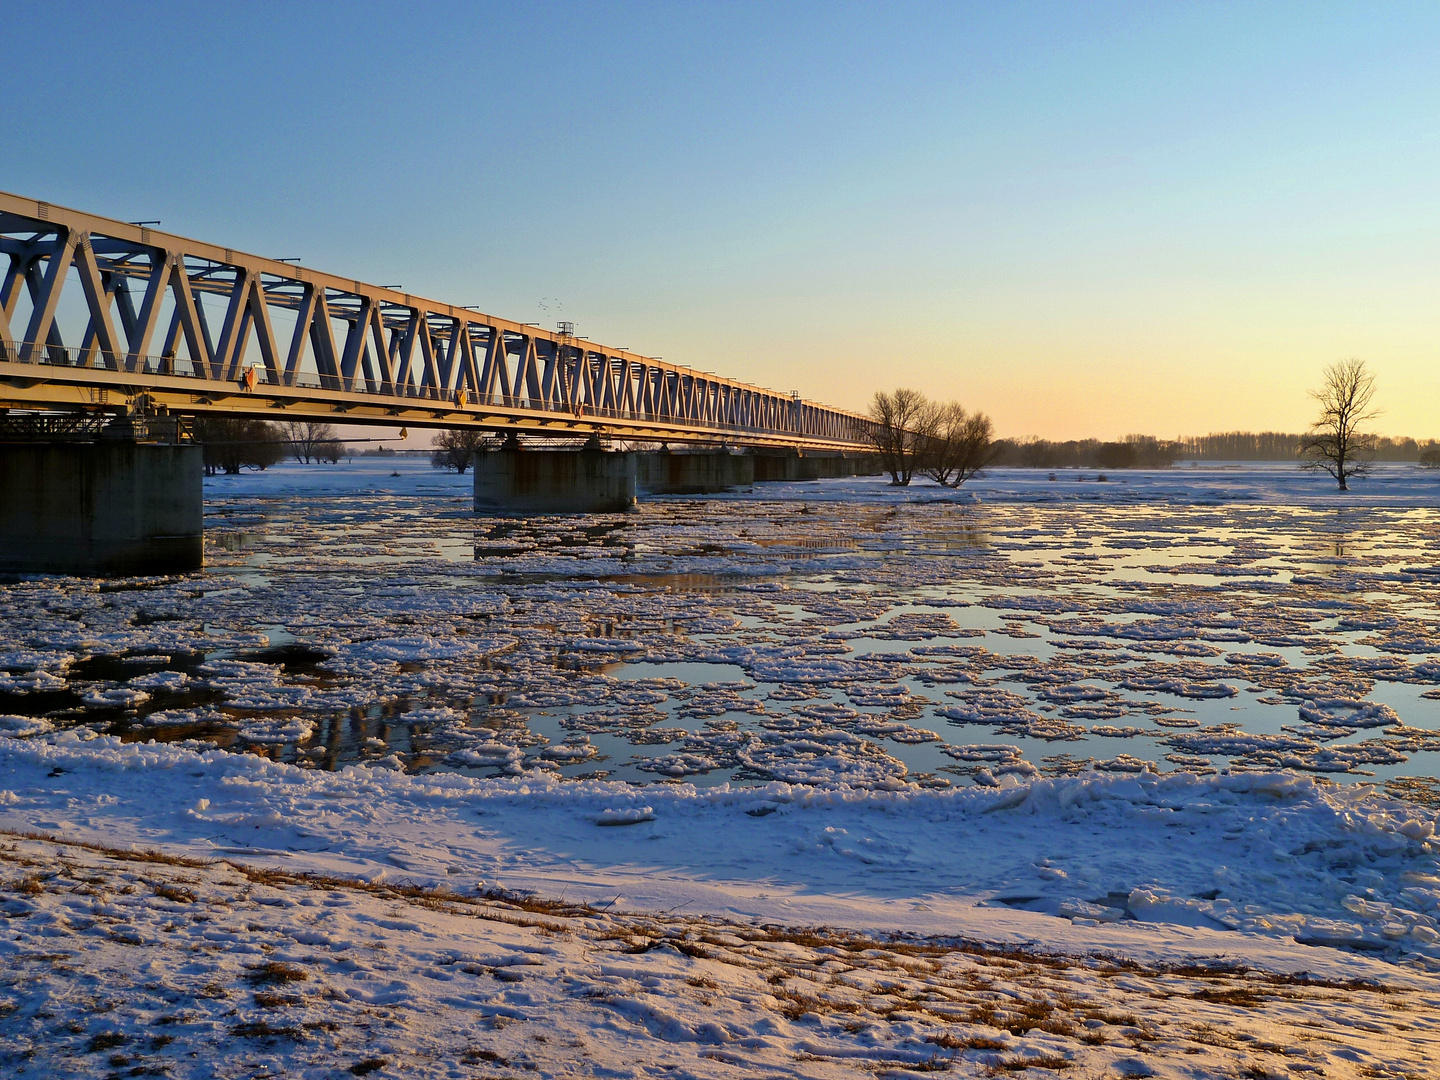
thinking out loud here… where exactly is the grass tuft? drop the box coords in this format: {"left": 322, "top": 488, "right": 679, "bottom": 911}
{"left": 986, "top": 1054, "right": 1073, "bottom": 1073}
{"left": 927, "top": 1031, "right": 1007, "bottom": 1051}
{"left": 153, "top": 883, "right": 197, "bottom": 904}
{"left": 245, "top": 961, "right": 308, "bottom": 986}
{"left": 231, "top": 1020, "right": 302, "bottom": 1040}
{"left": 253, "top": 991, "right": 303, "bottom": 1008}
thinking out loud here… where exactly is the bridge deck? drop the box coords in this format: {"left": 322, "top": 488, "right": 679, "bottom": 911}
{"left": 0, "top": 192, "right": 874, "bottom": 452}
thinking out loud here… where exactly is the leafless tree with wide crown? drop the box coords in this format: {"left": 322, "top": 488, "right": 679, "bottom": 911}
{"left": 866, "top": 388, "right": 933, "bottom": 486}
{"left": 1300, "top": 358, "right": 1379, "bottom": 491}
{"left": 918, "top": 402, "right": 999, "bottom": 488}
{"left": 431, "top": 428, "right": 490, "bottom": 474}
{"left": 867, "top": 389, "right": 997, "bottom": 488}
{"left": 281, "top": 420, "right": 342, "bottom": 464}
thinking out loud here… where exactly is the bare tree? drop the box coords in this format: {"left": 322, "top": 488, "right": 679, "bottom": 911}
{"left": 918, "top": 404, "right": 997, "bottom": 487}
{"left": 1300, "top": 359, "right": 1379, "bottom": 491}
{"left": 867, "top": 388, "right": 935, "bottom": 486}
{"left": 194, "top": 418, "right": 286, "bottom": 476}
{"left": 431, "top": 428, "right": 488, "bottom": 474}
{"left": 281, "top": 420, "right": 340, "bottom": 464}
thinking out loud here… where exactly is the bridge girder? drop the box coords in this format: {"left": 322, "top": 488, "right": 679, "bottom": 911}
{"left": 0, "top": 192, "right": 876, "bottom": 452}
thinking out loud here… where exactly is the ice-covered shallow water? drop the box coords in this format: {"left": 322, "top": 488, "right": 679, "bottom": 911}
{"left": 2, "top": 458, "right": 1438, "bottom": 798}
{"left": 4, "top": 457, "right": 1440, "bottom": 991}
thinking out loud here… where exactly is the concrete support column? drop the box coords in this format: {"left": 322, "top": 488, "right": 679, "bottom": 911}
{"left": 637, "top": 451, "right": 754, "bottom": 495}
{"left": 0, "top": 438, "right": 204, "bottom": 576}
{"left": 751, "top": 451, "right": 884, "bottom": 481}
{"left": 474, "top": 448, "right": 637, "bottom": 514}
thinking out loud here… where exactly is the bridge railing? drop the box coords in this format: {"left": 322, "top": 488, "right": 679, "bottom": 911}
{"left": 0, "top": 337, "right": 877, "bottom": 446}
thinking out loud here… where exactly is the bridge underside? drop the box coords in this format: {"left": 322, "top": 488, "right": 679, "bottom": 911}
{"left": 0, "top": 191, "right": 875, "bottom": 453}
{"left": 0, "top": 361, "right": 858, "bottom": 450}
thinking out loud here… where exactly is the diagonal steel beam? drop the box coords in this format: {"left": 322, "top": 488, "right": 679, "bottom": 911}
{"left": 19, "top": 235, "right": 73, "bottom": 363}
{"left": 71, "top": 235, "right": 125, "bottom": 370}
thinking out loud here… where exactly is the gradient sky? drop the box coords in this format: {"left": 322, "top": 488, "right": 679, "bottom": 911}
{"left": 6, "top": 1, "right": 1438, "bottom": 439}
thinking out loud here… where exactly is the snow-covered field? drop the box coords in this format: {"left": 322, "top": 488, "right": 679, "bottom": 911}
{"left": 3, "top": 458, "right": 1439, "bottom": 1076}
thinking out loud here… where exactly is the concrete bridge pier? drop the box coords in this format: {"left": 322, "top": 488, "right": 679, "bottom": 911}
{"left": 751, "top": 450, "right": 883, "bottom": 481}
{"left": 637, "top": 450, "right": 754, "bottom": 495}
{"left": 473, "top": 445, "right": 637, "bottom": 514}
{"left": 0, "top": 421, "right": 204, "bottom": 576}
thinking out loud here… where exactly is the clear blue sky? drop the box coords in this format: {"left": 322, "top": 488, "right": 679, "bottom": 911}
{"left": 7, "top": 1, "right": 1438, "bottom": 438}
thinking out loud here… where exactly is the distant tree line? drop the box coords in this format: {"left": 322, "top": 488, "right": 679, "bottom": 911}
{"left": 986, "top": 431, "right": 1439, "bottom": 469}
{"left": 1176, "top": 431, "right": 1439, "bottom": 463}
{"left": 990, "top": 435, "right": 1176, "bottom": 469}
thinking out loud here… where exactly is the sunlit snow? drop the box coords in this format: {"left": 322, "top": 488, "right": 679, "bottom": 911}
{"left": 2, "top": 458, "right": 1438, "bottom": 1076}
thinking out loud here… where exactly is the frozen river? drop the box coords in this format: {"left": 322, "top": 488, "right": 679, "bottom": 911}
{"left": 5, "top": 458, "right": 1440, "bottom": 1079}
{"left": 4, "top": 458, "right": 1437, "bottom": 797}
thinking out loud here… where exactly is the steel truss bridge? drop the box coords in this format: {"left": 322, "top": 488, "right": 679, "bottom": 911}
{"left": 0, "top": 191, "right": 875, "bottom": 451}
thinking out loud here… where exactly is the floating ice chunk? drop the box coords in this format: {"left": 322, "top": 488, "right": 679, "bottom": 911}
{"left": 1224, "top": 652, "right": 1288, "bottom": 668}
{"left": 138, "top": 708, "right": 232, "bottom": 728}
{"left": 1119, "top": 671, "right": 1237, "bottom": 700}
{"left": 846, "top": 683, "right": 921, "bottom": 708}
{"left": 394, "top": 705, "right": 468, "bottom": 726}
{"left": 1280, "top": 744, "right": 1408, "bottom": 773}
{"left": 1088, "top": 725, "right": 1150, "bottom": 738}
{"left": 199, "top": 659, "right": 283, "bottom": 684}
{"left": 940, "top": 743, "right": 1025, "bottom": 763}
{"left": 939, "top": 689, "right": 1038, "bottom": 723}
{"left": 342, "top": 634, "right": 517, "bottom": 661}
{"left": 81, "top": 687, "right": 151, "bottom": 709}
{"left": 0, "top": 669, "right": 67, "bottom": 693}
{"left": 0, "top": 715, "right": 53, "bottom": 737}
{"left": 128, "top": 670, "right": 190, "bottom": 691}
{"left": 636, "top": 753, "right": 720, "bottom": 777}
{"left": 852, "top": 718, "right": 940, "bottom": 743}
{"left": 1364, "top": 631, "right": 1440, "bottom": 655}
{"left": 1164, "top": 725, "right": 1313, "bottom": 757}
{"left": 1163, "top": 752, "right": 1212, "bottom": 771}
{"left": 1093, "top": 754, "right": 1155, "bottom": 773}
{"left": 539, "top": 736, "right": 602, "bottom": 763}
{"left": 237, "top": 717, "right": 316, "bottom": 744}
{"left": 0, "top": 648, "right": 74, "bottom": 673}
{"left": 865, "top": 612, "right": 965, "bottom": 640}
{"left": 447, "top": 742, "right": 526, "bottom": 771}
{"left": 1296, "top": 698, "right": 1401, "bottom": 729}
{"left": 561, "top": 638, "right": 646, "bottom": 654}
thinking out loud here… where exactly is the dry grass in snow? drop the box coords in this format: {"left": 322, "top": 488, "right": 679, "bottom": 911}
{"left": 1, "top": 833, "right": 1438, "bottom": 1079}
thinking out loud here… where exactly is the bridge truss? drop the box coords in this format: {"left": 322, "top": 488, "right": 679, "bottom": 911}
{"left": 0, "top": 191, "right": 875, "bottom": 451}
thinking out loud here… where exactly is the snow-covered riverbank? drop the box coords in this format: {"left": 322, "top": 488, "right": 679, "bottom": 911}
{"left": 5, "top": 827, "right": 1438, "bottom": 1080}
{"left": 3, "top": 460, "right": 1440, "bottom": 1076}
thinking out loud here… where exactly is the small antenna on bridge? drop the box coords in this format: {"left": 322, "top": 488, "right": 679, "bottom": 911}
{"left": 274, "top": 257, "right": 301, "bottom": 264}
{"left": 128, "top": 220, "right": 161, "bottom": 227}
